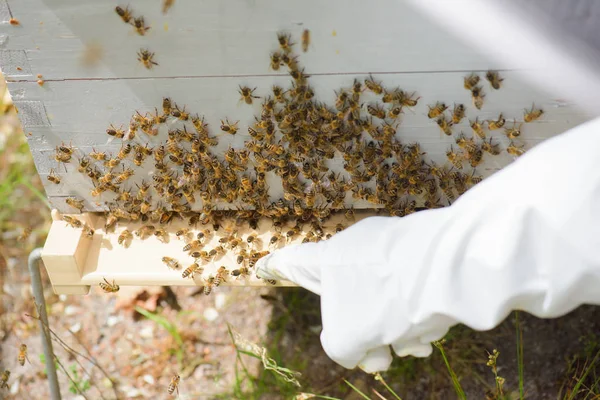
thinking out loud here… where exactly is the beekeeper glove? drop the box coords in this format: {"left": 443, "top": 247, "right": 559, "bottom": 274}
{"left": 257, "top": 117, "right": 600, "bottom": 372}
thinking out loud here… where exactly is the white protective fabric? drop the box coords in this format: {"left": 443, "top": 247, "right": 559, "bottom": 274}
{"left": 257, "top": 117, "right": 600, "bottom": 372}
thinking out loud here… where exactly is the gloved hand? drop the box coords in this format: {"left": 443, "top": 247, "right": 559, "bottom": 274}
{"left": 257, "top": 117, "right": 600, "bottom": 372}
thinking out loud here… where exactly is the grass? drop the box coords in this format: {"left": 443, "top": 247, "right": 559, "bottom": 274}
{"left": 135, "top": 306, "right": 185, "bottom": 367}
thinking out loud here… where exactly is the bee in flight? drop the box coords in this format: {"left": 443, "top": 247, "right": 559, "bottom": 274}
{"left": 167, "top": 374, "right": 180, "bottom": 396}
{"left": 99, "top": 278, "right": 119, "bottom": 293}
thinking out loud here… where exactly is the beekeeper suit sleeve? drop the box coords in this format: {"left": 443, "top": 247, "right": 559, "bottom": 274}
{"left": 257, "top": 117, "right": 600, "bottom": 372}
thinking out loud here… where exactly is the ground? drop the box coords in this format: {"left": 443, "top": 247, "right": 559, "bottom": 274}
{"left": 1, "top": 77, "right": 600, "bottom": 400}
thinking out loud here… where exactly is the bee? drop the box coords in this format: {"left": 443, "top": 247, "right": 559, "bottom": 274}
{"left": 487, "top": 113, "right": 506, "bottom": 130}
{"left": 154, "top": 228, "right": 169, "bottom": 243}
{"left": 18, "top": 344, "right": 28, "bottom": 366}
{"left": 471, "top": 86, "right": 485, "bottom": 110}
{"left": 116, "top": 144, "right": 132, "bottom": 160}
{"left": 203, "top": 276, "right": 215, "bottom": 295}
{"left": 47, "top": 168, "right": 61, "bottom": 184}
{"left": 364, "top": 74, "right": 384, "bottom": 95}
{"left": 162, "top": 257, "right": 180, "bottom": 270}
{"left": 269, "top": 233, "right": 283, "bottom": 246}
{"left": 1, "top": 370, "right": 9, "bottom": 389}
{"left": 132, "top": 16, "right": 150, "bottom": 36}
{"left": 214, "top": 266, "right": 229, "bottom": 287}
{"left": 82, "top": 222, "right": 95, "bottom": 238}
{"left": 182, "top": 263, "right": 202, "bottom": 279}
{"left": 463, "top": 73, "right": 480, "bottom": 90}
{"left": 104, "top": 157, "right": 121, "bottom": 169}
{"left": 54, "top": 151, "right": 72, "bottom": 164}
{"left": 137, "top": 49, "right": 158, "bottom": 69}
{"left": 524, "top": 104, "right": 544, "bottom": 122}
{"left": 220, "top": 118, "right": 239, "bottom": 135}
{"left": 89, "top": 149, "right": 107, "bottom": 161}
{"left": 118, "top": 229, "right": 133, "bottom": 247}
{"left": 270, "top": 52, "right": 282, "bottom": 70}
{"left": 183, "top": 240, "right": 202, "bottom": 252}
{"left": 135, "top": 225, "right": 156, "bottom": 239}
{"left": 367, "top": 103, "right": 386, "bottom": 119}
{"left": 115, "top": 168, "right": 134, "bottom": 184}
{"left": 507, "top": 141, "right": 526, "bottom": 156}
{"left": 399, "top": 92, "right": 421, "bottom": 107}
{"left": 99, "top": 278, "right": 119, "bottom": 293}
{"left": 451, "top": 104, "right": 466, "bottom": 124}
{"left": 175, "top": 228, "right": 190, "bottom": 240}
{"left": 18, "top": 227, "right": 32, "bottom": 242}
{"left": 481, "top": 137, "right": 501, "bottom": 155}
{"left": 106, "top": 124, "right": 125, "bottom": 138}
{"left": 272, "top": 85, "right": 286, "bottom": 103}
{"left": 231, "top": 266, "right": 251, "bottom": 279}
{"left": 196, "top": 229, "right": 211, "bottom": 241}
{"left": 77, "top": 156, "right": 90, "bottom": 173}
{"left": 446, "top": 145, "right": 463, "bottom": 169}
{"left": 466, "top": 147, "right": 484, "bottom": 168}
{"left": 62, "top": 215, "right": 82, "bottom": 228}
{"left": 485, "top": 70, "right": 503, "bottom": 90}
{"left": 115, "top": 5, "right": 132, "bottom": 23}
{"left": 162, "top": 0, "right": 175, "bottom": 14}
{"left": 504, "top": 120, "right": 522, "bottom": 139}
{"left": 427, "top": 102, "right": 447, "bottom": 119}
{"left": 277, "top": 32, "right": 293, "bottom": 52}
{"left": 238, "top": 85, "right": 259, "bottom": 105}
{"left": 436, "top": 116, "right": 453, "bottom": 136}
{"left": 301, "top": 29, "right": 310, "bottom": 52}
{"left": 162, "top": 97, "right": 172, "bottom": 115}
{"left": 388, "top": 105, "right": 403, "bottom": 120}
{"left": 470, "top": 117, "right": 486, "bottom": 139}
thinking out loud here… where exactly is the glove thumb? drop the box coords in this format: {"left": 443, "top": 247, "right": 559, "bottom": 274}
{"left": 256, "top": 241, "right": 328, "bottom": 295}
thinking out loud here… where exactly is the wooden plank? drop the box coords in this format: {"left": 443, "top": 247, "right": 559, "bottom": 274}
{"left": 2, "top": 0, "right": 533, "bottom": 82}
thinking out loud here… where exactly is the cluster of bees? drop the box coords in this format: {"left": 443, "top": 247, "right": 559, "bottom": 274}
{"left": 0, "top": 344, "right": 28, "bottom": 392}
{"left": 46, "top": 31, "right": 546, "bottom": 302}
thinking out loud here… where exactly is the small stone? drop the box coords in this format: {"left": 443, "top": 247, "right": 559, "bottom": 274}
{"left": 140, "top": 326, "right": 154, "bottom": 339}
{"left": 203, "top": 308, "right": 219, "bottom": 322}
{"left": 214, "top": 293, "right": 227, "bottom": 310}
{"left": 142, "top": 374, "right": 155, "bottom": 385}
{"left": 70, "top": 322, "right": 82, "bottom": 333}
{"left": 64, "top": 305, "right": 80, "bottom": 316}
{"left": 107, "top": 315, "right": 121, "bottom": 327}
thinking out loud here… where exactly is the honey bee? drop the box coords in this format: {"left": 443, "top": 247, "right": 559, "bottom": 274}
{"left": 270, "top": 52, "right": 282, "bottom": 70}
{"left": 154, "top": 228, "right": 169, "bottom": 243}
{"left": 162, "top": 257, "right": 180, "bottom": 270}
{"left": 203, "top": 276, "right": 215, "bottom": 295}
{"left": 182, "top": 263, "right": 202, "bottom": 279}
{"left": 62, "top": 215, "right": 82, "bottom": 228}
{"left": 106, "top": 124, "right": 125, "bottom": 138}
{"left": 89, "top": 149, "right": 107, "bottom": 161}
{"left": 277, "top": 32, "right": 293, "bottom": 52}
{"left": 1, "top": 370, "right": 9, "bottom": 389}
{"left": 367, "top": 103, "right": 386, "bottom": 119}
{"left": 196, "top": 229, "right": 211, "bottom": 241}
{"left": 162, "top": 97, "right": 172, "bottom": 115}
{"left": 18, "top": 344, "right": 28, "bottom": 366}
{"left": 82, "top": 223, "right": 95, "bottom": 238}
{"left": 99, "top": 278, "right": 119, "bottom": 293}
{"left": 388, "top": 105, "right": 403, "bottom": 120}
{"left": 487, "top": 113, "right": 506, "bottom": 130}
{"left": 465, "top": 147, "right": 484, "bottom": 168}
{"left": 364, "top": 74, "right": 384, "bottom": 94}
{"left": 470, "top": 117, "right": 486, "bottom": 139}
{"left": 436, "top": 116, "right": 453, "bottom": 136}
{"left": 485, "top": 70, "right": 503, "bottom": 90}
{"left": 135, "top": 225, "right": 156, "bottom": 239}
{"left": 214, "top": 266, "right": 229, "bottom": 287}
{"left": 117, "top": 143, "right": 132, "bottom": 160}
{"left": 471, "top": 86, "right": 485, "bottom": 110}
{"left": 220, "top": 118, "right": 239, "bottom": 135}
{"left": 481, "top": 137, "right": 501, "bottom": 155}
{"left": 175, "top": 228, "right": 190, "bottom": 240}
{"left": 301, "top": 29, "right": 310, "bottom": 52}
{"left": 118, "top": 229, "right": 133, "bottom": 247}
{"left": 427, "top": 102, "right": 448, "bottom": 119}
{"left": 463, "top": 73, "right": 480, "bottom": 90}
{"left": 132, "top": 16, "right": 150, "bottom": 36}
{"left": 524, "top": 104, "right": 544, "bottom": 122}
{"left": 446, "top": 145, "right": 463, "bottom": 169}
{"left": 269, "top": 233, "right": 283, "bottom": 246}
{"left": 77, "top": 156, "right": 90, "bottom": 173}
{"left": 231, "top": 266, "right": 251, "bottom": 279}
{"left": 115, "top": 5, "right": 132, "bottom": 23}
{"left": 504, "top": 120, "right": 522, "bottom": 139}
{"left": 272, "top": 85, "right": 286, "bottom": 103}
{"left": 183, "top": 240, "right": 202, "bottom": 252}
{"left": 47, "top": 168, "right": 61, "bottom": 184}
{"left": 162, "top": 0, "right": 175, "bottom": 14}
{"left": 137, "top": 49, "right": 158, "bottom": 69}
{"left": 507, "top": 141, "right": 525, "bottom": 156}
{"left": 104, "top": 157, "right": 121, "bottom": 169}
{"left": 238, "top": 86, "right": 259, "bottom": 104}
{"left": 17, "top": 227, "right": 32, "bottom": 242}
{"left": 451, "top": 104, "right": 466, "bottom": 124}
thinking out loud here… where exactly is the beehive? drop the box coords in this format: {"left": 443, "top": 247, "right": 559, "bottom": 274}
{"left": 1, "top": 0, "right": 592, "bottom": 294}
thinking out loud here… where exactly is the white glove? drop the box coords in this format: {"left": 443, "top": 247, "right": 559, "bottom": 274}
{"left": 257, "top": 117, "right": 600, "bottom": 372}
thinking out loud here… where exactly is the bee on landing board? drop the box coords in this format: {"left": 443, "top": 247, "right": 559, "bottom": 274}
{"left": 99, "top": 278, "right": 119, "bottom": 293}
{"left": 238, "top": 86, "right": 259, "bottom": 105}
{"left": 137, "top": 49, "right": 158, "bottom": 69}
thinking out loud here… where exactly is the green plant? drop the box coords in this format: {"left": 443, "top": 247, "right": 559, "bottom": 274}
{"left": 433, "top": 339, "right": 466, "bottom": 400}
{"left": 135, "top": 306, "right": 185, "bottom": 366}
{"left": 68, "top": 364, "right": 91, "bottom": 395}
{"left": 515, "top": 312, "right": 524, "bottom": 400}
{"left": 38, "top": 353, "right": 59, "bottom": 377}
